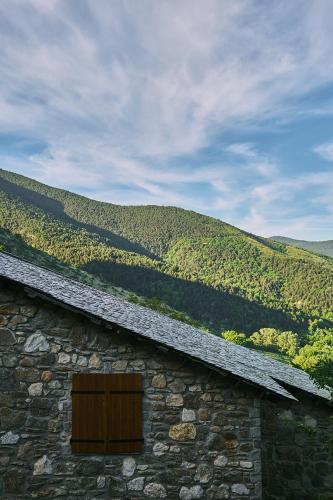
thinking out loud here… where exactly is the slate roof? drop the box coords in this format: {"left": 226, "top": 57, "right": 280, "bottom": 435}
{"left": 0, "top": 251, "right": 330, "bottom": 401}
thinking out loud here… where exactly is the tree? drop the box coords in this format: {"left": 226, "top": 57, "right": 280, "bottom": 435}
{"left": 293, "top": 328, "right": 333, "bottom": 389}
{"left": 222, "top": 330, "right": 249, "bottom": 346}
{"left": 277, "top": 331, "right": 299, "bottom": 357}
{"left": 249, "top": 328, "right": 279, "bottom": 350}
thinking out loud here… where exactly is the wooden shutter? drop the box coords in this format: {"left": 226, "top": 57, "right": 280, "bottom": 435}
{"left": 71, "top": 373, "right": 143, "bottom": 454}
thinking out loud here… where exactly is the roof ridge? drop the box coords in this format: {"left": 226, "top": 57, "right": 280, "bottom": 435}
{"left": 0, "top": 251, "right": 330, "bottom": 401}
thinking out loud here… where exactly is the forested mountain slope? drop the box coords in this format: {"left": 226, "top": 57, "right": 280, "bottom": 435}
{"left": 0, "top": 228, "right": 129, "bottom": 298}
{"left": 0, "top": 168, "right": 332, "bottom": 336}
{"left": 271, "top": 235, "right": 333, "bottom": 258}
{"left": 0, "top": 168, "right": 240, "bottom": 257}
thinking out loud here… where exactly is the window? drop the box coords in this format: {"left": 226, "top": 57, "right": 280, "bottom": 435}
{"left": 71, "top": 373, "right": 143, "bottom": 454}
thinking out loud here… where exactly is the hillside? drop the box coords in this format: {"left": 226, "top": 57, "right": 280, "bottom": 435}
{"left": 0, "top": 228, "right": 129, "bottom": 298}
{"left": 0, "top": 168, "right": 333, "bottom": 337}
{"left": 0, "top": 230, "right": 203, "bottom": 329}
{"left": 271, "top": 235, "right": 333, "bottom": 258}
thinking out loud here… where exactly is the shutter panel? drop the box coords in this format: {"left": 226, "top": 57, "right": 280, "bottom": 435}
{"left": 107, "top": 373, "right": 143, "bottom": 454}
{"left": 71, "top": 373, "right": 143, "bottom": 454}
{"left": 71, "top": 373, "right": 108, "bottom": 454}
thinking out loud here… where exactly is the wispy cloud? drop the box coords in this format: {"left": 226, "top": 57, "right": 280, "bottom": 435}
{"left": 238, "top": 170, "right": 333, "bottom": 239}
{"left": 226, "top": 143, "right": 257, "bottom": 159}
{"left": 314, "top": 142, "right": 333, "bottom": 161}
{"left": 0, "top": 0, "right": 333, "bottom": 239}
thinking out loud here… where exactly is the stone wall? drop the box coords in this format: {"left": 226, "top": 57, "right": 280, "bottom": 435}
{"left": 0, "top": 279, "right": 262, "bottom": 499}
{"left": 262, "top": 393, "right": 333, "bottom": 500}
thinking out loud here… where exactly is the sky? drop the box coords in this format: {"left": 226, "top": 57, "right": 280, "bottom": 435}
{"left": 1, "top": 0, "right": 333, "bottom": 240}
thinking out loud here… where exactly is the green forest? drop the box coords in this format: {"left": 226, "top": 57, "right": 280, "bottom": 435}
{"left": 0, "top": 168, "right": 332, "bottom": 387}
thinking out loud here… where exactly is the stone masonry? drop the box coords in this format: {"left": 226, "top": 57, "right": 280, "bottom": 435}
{"left": 0, "top": 280, "right": 263, "bottom": 499}
{"left": 262, "top": 393, "right": 333, "bottom": 500}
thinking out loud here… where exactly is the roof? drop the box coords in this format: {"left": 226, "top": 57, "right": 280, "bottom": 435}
{"left": 0, "top": 251, "right": 330, "bottom": 401}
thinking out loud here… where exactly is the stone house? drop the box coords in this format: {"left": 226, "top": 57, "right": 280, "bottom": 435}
{"left": 0, "top": 251, "right": 332, "bottom": 500}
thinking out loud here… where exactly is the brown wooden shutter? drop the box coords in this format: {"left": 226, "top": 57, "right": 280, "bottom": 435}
{"left": 71, "top": 373, "right": 143, "bottom": 454}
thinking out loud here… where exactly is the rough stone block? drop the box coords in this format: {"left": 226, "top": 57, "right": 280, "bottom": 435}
{"left": 144, "top": 482, "right": 167, "bottom": 497}
{"left": 0, "top": 328, "right": 16, "bottom": 345}
{"left": 180, "top": 485, "right": 204, "bottom": 499}
{"left": 169, "top": 423, "right": 196, "bottom": 440}
{"left": 166, "top": 394, "right": 184, "bottom": 407}
{"left": 24, "top": 333, "right": 49, "bottom": 353}
{"left": 33, "top": 455, "right": 53, "bottom": 475}
{"left": 152, "top": 374, "right": 167, "bottom": 388}
{"left": 182, "top": 408, "right": 196, "bottom": 422}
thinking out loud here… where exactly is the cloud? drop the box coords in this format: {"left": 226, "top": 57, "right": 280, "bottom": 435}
{"left": 236, "top": 169, "right": 333, "bottom": 239}
{"left": 0, "top": 0, "right": 333, "bottom": 239}
{"left": 1, "top": 0, "right": 333, "bottom": 158}
{"left": 226, "top": 143, "right": 257, "bottom": 159}
{"left": 314, "top": 142, "right": 333, "bottom": 161}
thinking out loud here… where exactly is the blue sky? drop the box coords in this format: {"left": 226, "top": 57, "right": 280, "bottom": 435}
{"left": 1, "top": 0, "right": 333, "bottom": 240}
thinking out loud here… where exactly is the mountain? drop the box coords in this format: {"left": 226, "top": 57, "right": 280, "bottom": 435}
{"left": 271, "top": 236, "right": 333, "bottom": 258}
{"left": 0, "top": 228, "right": 201, "bottom": 330}
{"left": 0, "top": 168, "right": 333, "bottom": 337}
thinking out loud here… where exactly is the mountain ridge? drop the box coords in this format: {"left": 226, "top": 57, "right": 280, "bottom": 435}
{"left": 0, "top": 168, "right": 332, "bottom": 336}
{"left": 270, "top": 235, "right": 333, "bottom": 258}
